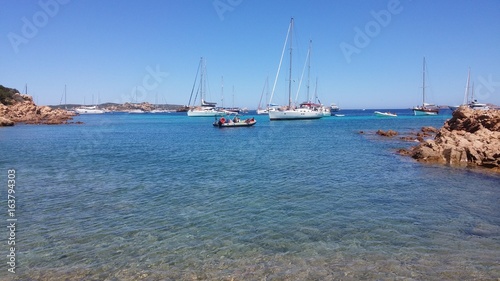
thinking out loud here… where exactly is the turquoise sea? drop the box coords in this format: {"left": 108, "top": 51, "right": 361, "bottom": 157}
{"left": 1, "top": 109, "right": 499, "bottom": 280}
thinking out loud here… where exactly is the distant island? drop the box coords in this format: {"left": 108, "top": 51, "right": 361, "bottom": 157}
{"left": 49, "top": 102, "right": 189, "bottom": 113}
{"left": 0, "top": 84, "right": 192, "bottom": 126}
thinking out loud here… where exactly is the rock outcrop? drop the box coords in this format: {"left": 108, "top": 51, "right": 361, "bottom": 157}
{"left": 0, "top": 87, "right": 76, "bottom": 126}
{"left": 409, "top": 106, "right": 500, "bottom": 171}
{"left": 376, "top": 129, "right": 398, "bottom": 137}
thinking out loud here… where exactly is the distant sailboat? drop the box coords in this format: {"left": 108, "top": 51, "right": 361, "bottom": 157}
{"left": 257, "top": 77, "right": 270, "bottom": 115}
{"left": 75, "top": 105, "right": 105, "bottom": 114}
{"left": 449, "top": 68, "right": 489, "bottom": 111}
{"left": 187, "top": 57, "right": 225, "bottom": 117}
{"left": 268, "top": 18, "right": 323, "bottom": 121}
{"left": 468, "top": 81, "right": 489, "bottom": 110}
{"left": 412, "top": 57, "right": 439, "bottom": 116}
{"left": 75, "top": 90, "right": 104, "bottom": 114}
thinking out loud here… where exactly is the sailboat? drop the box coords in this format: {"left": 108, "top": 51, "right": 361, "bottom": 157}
{"left": 312, "top": 78, "right": 331, "bottom": 117}
{"left": 412, "top": 57, "right": 439, "bottom": 116}
{"left": 450, "top": 68, "right": 489, "bottom": 111}
{"left": 450, "top": 67, "right": 471, "bottom": 111}
{"left": 268, "top": 18, "right": 323, "bottom": 121}
{"left": 257, "top": 77, "right": 270, "bottom": 115}
{"left": 468, "top": 82, "right": 489, "bottom": 110}
{"left": 75, "top": 91, "right": 105, "bottom": 114}
{"left": 187, "top": 57, "right": 225, "bottom": 117}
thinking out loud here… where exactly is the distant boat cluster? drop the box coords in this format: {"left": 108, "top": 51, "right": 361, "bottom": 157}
{"left": 69, "top": 104, "right": 179, "bottom": 114}
{"left": 67, "top": 19, "right": 495, "bottom": 118}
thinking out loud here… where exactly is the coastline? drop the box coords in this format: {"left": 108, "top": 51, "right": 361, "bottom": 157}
{"left": 0, "top": 89, "right": 76, "bottom": 126}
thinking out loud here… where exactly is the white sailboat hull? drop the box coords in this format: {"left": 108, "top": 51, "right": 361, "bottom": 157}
{"left": 187, "top": 108, "right": 225, "bottom": 117}
{"left": 128, "top": 109, "right": 145, "bottom": 114}
{"left": 413, "top": 109, "right": 438, "bottom": 116}
{"left": 75, "top": 107, "right": 105, "bottom": 114}
{"left": 269, "top": 108, "right": 323, "bottom": 120}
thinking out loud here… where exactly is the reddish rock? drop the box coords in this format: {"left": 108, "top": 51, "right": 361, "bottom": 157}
{"left": 0, "top": 93, "right": 76, "bottom": 126}
{"left": 0, "top": 116, "right": 14, "bottom": 126}
{"left": 409, "top": 106, "right": 500, "bottom": 171}
{"left": 376, "top": 129, "right": 398, "bottom": 137}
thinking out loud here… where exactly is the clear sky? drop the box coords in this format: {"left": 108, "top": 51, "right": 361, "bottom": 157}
{"left": 2, "top": 0, "right": 500, "bottom": 109}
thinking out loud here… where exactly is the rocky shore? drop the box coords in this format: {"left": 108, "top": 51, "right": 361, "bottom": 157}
{"left": 399, "top": 106, "right": 500, "bottom": 172}
{"left": 0, "top": 86, "right": 76, "bottom": 126}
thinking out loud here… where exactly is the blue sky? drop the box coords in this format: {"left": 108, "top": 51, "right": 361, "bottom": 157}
{"left": 1, "top": 0, "right": 500, "bottom": 109}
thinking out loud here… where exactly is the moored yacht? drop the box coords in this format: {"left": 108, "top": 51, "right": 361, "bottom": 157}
{"left": 187, "top": 58, "right": 225, "bottom": 117}
{"left": 268, "top": 18, "right": 323, "bottom": 121}
{"left": 75, "top": 106, "right": 105, "bottom": 114}
{"left": 413, "top": 57, "right": 439, "bottom": 116}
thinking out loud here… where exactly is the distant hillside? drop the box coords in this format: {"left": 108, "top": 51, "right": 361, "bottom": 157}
{"left": 0, "top": 85, "right": 23, "bottom": 105}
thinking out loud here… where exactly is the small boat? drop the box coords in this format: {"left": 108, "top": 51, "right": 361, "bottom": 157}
{"left": 333, "top": 114, "right": 345, "bottom": 117}
{"left": 213, "top": 116, "right": 257, "bottom": 128}
{"left": 374, "top": 111, "right": 397, "bottom": 117}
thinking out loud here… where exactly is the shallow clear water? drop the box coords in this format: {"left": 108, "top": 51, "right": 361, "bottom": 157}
{"left": 1, "top": 109, "right": 499, "bottom": 280}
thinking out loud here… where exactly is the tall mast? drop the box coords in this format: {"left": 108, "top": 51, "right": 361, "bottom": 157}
{"left": 221, "top": 75, "right": 224, "bottom": 107}
{"left": 288, "top": 18, "right": 294, "bottom": 108}
{"left": 422, "top": 57, "right": 426, "bottom": 105}
{"left": 464, "top": 67, "right": 471, "bottom": 104}
{"left": 64, "top": 84, "right": 67, "bottom": 109}
{"left": 201, "top": 57, "right": 204, "bottom": 104}
{"left": 314, "top": 77, "right": 318, "bottom": 103}
{"left": 307, "top": 39, "right": 312, "bottom": 102}
{"left": 471, "top": 81, "right": 475, "bottom": 102}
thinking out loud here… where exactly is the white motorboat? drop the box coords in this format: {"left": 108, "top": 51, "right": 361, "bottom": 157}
{"left": 374, "top": 111, "right": 397, "bottom": 117}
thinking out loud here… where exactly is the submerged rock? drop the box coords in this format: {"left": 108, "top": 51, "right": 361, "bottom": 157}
{"left": 409, "top": 106, "right": 500, "bottom": 171}
{"left": 376, "top": 129, "right": 398, "bottom": 137}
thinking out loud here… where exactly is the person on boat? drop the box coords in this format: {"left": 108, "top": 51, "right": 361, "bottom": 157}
{"left": 244, "top": 117, "right": 255, "bottom": 124}
{"left": 218, "top": 117, "right": 226, "bottom": 126}
{"left": 233, "top": 116, "right": 240, "bottom": 123}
